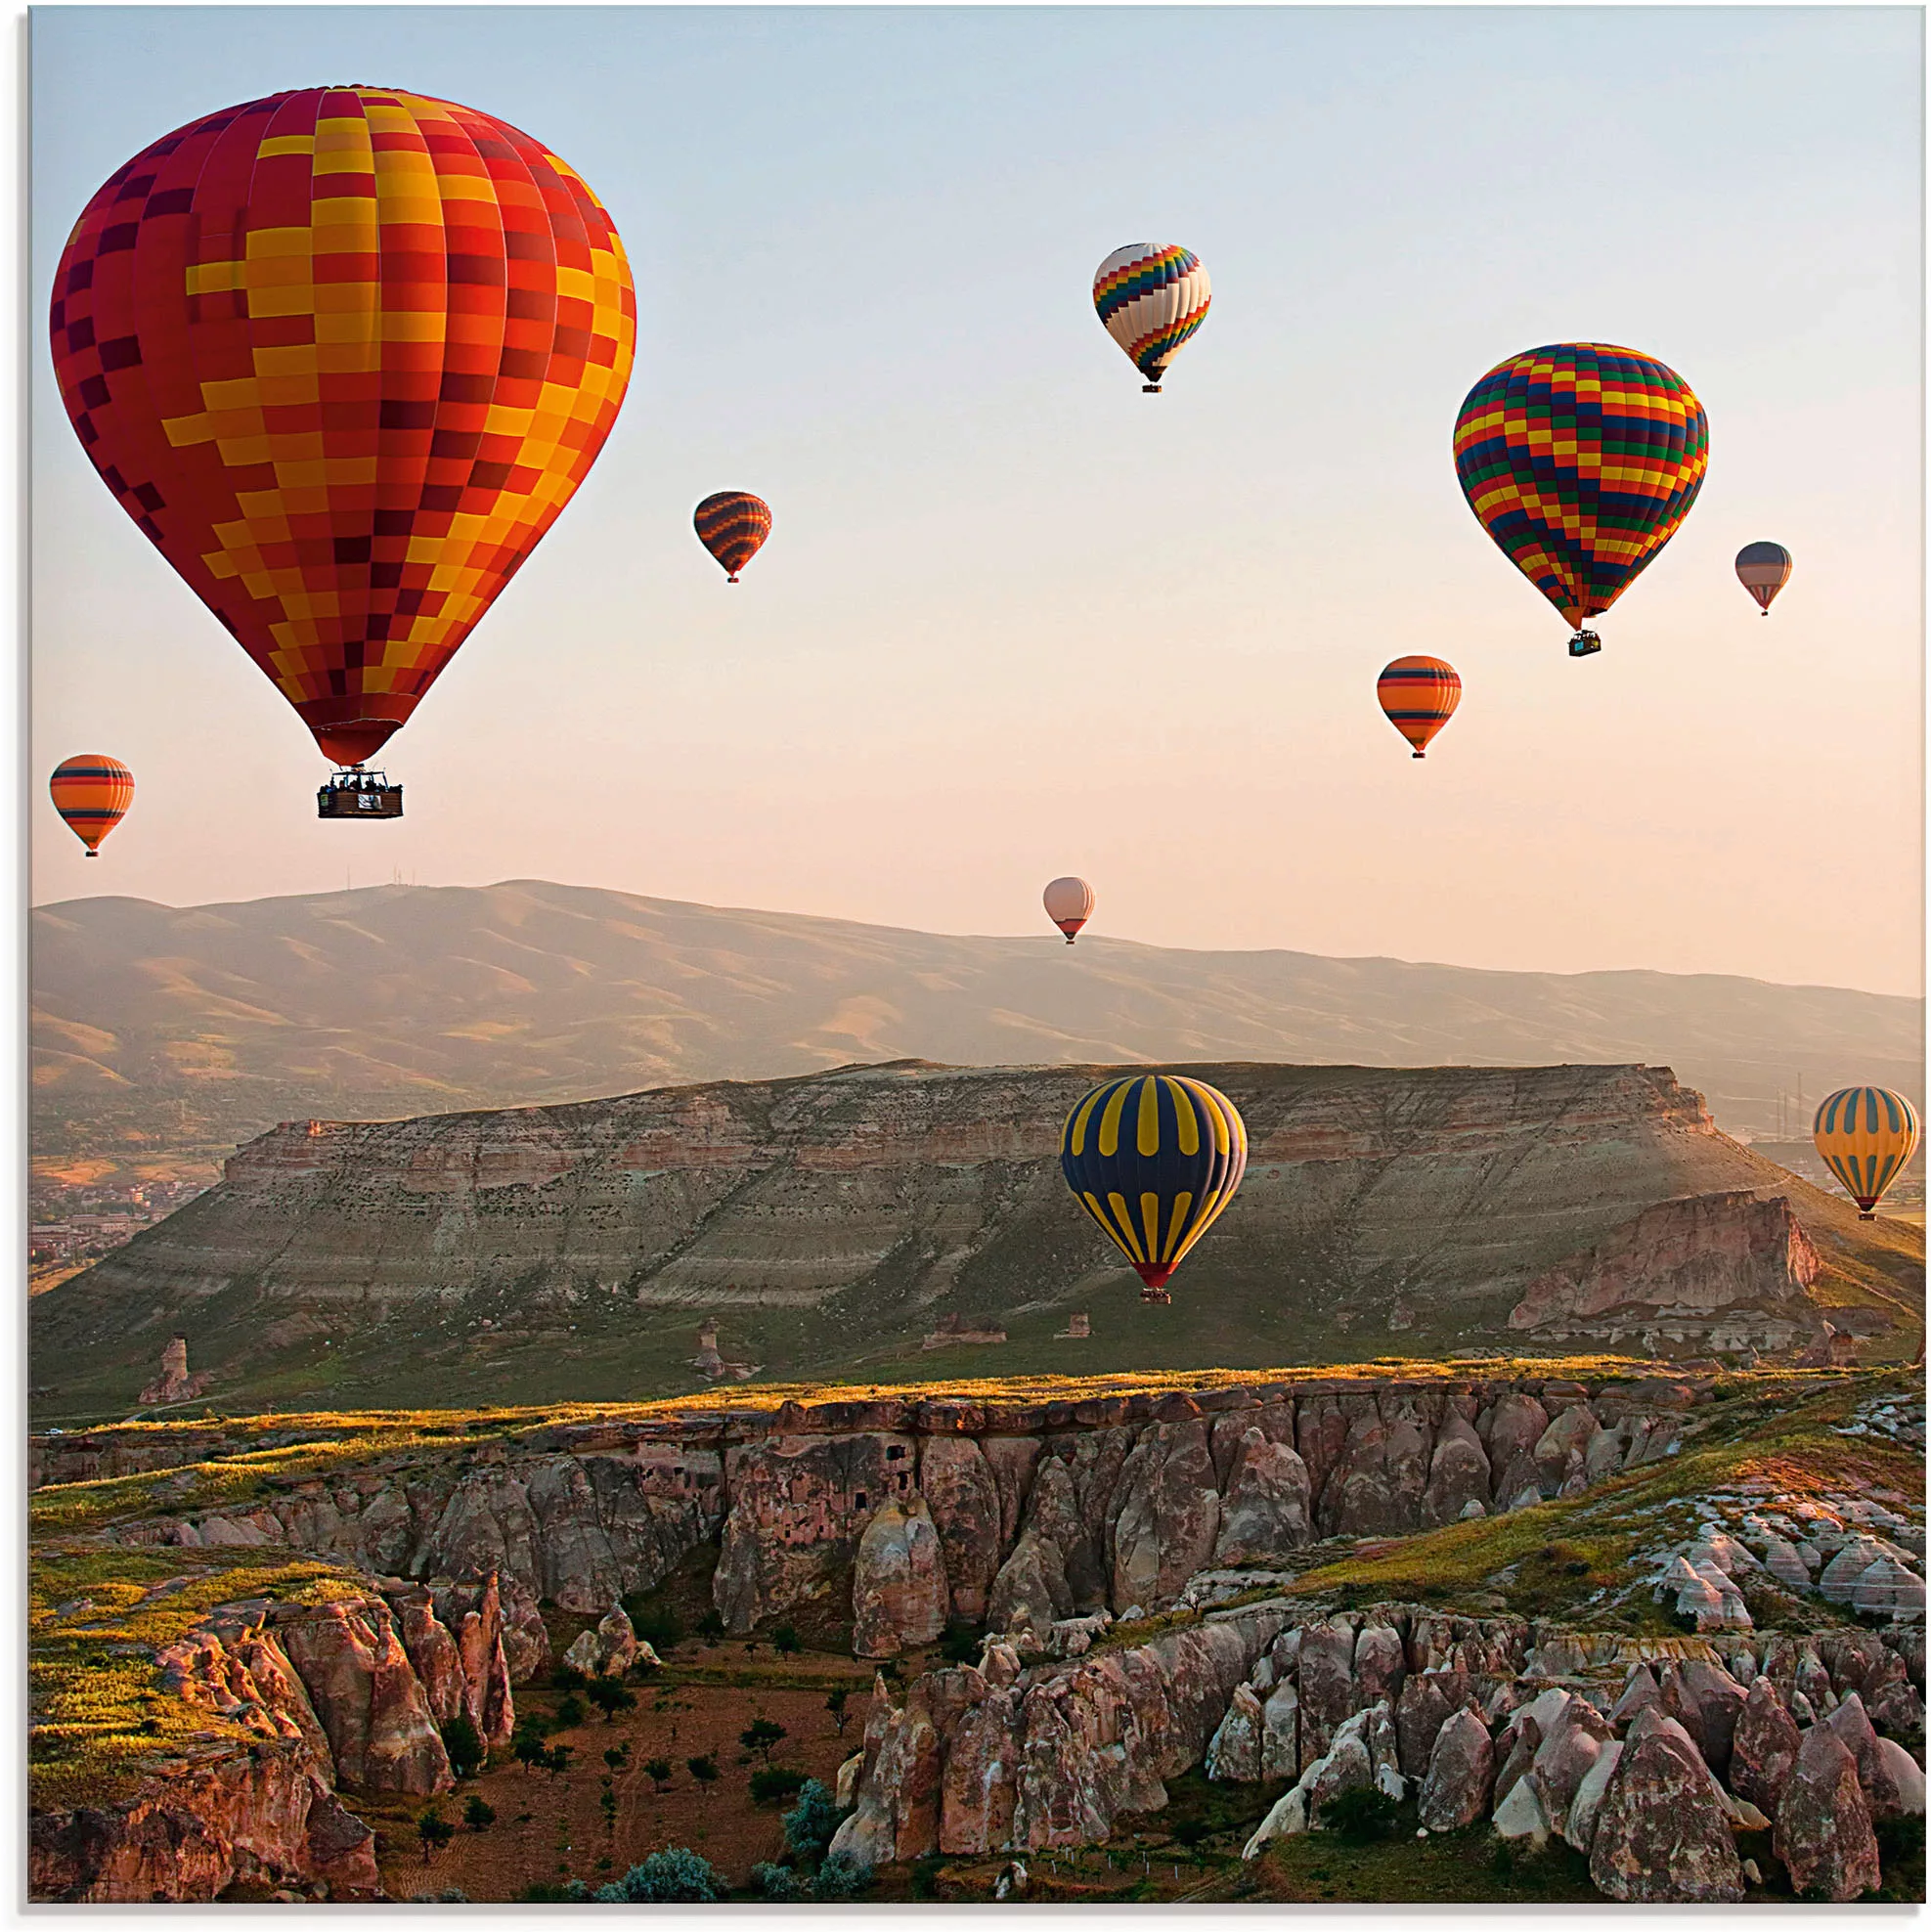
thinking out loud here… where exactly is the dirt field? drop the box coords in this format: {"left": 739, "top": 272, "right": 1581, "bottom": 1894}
{"left": 370, "top": 1647, "right": 880, "bottom": 1902}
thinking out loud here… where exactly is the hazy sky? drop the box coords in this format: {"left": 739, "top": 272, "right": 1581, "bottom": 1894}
{"left": 31, "top": 6, "right": 1925, "bottom": 994}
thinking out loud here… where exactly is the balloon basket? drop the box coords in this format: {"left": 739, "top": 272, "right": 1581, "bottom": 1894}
{"left": 1567, "top": 631, "right": 1602, "bottom": 658}
{"left": 318, "top": 768, "right": 404, "bottom": 820}
{"left": 1138, "top": 1287, "right": 1172, "bottom": 1305}
{"left": 1141, "top": 383, "right": 1162, "bottom": 394}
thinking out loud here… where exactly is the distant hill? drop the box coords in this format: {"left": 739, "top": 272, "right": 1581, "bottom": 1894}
{"left": 30, "top": 1057, "right": 1922, "bottom": 1421}
{"left": 31, "top": 879, "right": 1923, "bottom": 1180}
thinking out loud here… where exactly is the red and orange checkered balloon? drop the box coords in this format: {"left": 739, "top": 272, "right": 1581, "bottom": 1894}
{"left": 50, "top": 87, "right": 636, "bottom": 768}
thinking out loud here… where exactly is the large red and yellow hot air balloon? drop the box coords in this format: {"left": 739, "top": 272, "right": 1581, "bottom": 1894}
{"left": 1454, "top": 343, "right": 1707, "bottom": 657}
{"left": 1061, "top": 1074, "right": 1248, "bottom": 1303}
{"left": 693, "top": 492, "right": 771, "bottom": 583}
{"left": 1814, "top": 1086, "right": 1920, "bottom": 1220}
{"left": 50, "top": 755, "right": 134, "bottom": 856}
{"left": 1378, "top": 656, "right": 1461, "bottom": 759}
{"left": 49, "top": 87, "right": 636, "bottom": 778}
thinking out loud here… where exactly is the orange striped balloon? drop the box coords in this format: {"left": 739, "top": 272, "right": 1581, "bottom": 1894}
{"left": 1813, "top": 1085, "right": 1919, "bottom": 1219}
{"left": 1378, "top": 656, "right": 1462, "bottom": 759}
{"left": 51, "top": 754, "right": 134, "bottom": 856}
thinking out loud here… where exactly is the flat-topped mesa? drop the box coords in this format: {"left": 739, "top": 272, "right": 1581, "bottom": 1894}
{"left": 41, "top": 1061, "right": 1843, "bottom": 1385}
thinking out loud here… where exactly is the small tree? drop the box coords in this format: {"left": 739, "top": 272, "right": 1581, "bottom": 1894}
{"left": 592, "top": 1848, "right": 725, "bottom": 1904}
{"left": 772, "top": 1624, "right": 802, "bottom": 1655}
{"left": 603, "top": 1745, "right": 630, "bottom": 1774}
{"left": 697, "top": 1609, "right": 725, "bottom": 1641}
{"left": 462, "top": 1795, "right": 496, "bottom": 1832}
{"left": 542, "top": 1744, "right": 575, "bottom": 1779}
{"left": 417, "top": 1808, "right": 455, "bottom": 1864}
{"left": 782, "top": 1778, "right": 843, "bottom": 1865}
{"left": 643, "top": 1756, "right": 674, "bottom": 1793}
{"left": 586, "top": 1678, "right": 636, "bottom": 1723}
{"left": 554, "top": 1694, "right": 586, "bottom": 1728}
{"left": 512, "top": 1728, "right": 549, "bottom": 1775}
{"left": 441, "top": 1713, "right": 486, "bottom": 1780}
{"left": 740, "top": 1717, "right": 787, "bottom": 1765}
{"left": 825, "top": 1687, "right": 852, "bottom": 1736}
{"left": 813, "top": 1853, "right": 874, "bottom": 1901}
{"left": 686, "top": 1754, "right": 719, "bottom": 1795}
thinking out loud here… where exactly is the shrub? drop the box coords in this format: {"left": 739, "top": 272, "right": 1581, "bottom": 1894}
{"left": 441, "top": 1713, "right": 486, "bottom": 1779}
{"left": 939, "top": 1619, "right": 982, "bottom": 1665}
{"left": 542, "top": 1744, "right": 575, "bottom": 1778}
{"left": 644, "top": 1756, "right": 674, "bottom": 1792}
{"left": 772, "top": 1624, "right": 802, "bottom": 1655}
{"left": 697, "top": 1610, "right": 726, "bottom": 1641}
{"left": 1323, "top": 1785, "right": 1399, "bottom": 1844}
{"left": 741, "top": 1717, "right": 787, "bottom": 1763}
{"left": 550, "top": 1664, "right": 588, "bottom": 1692}
{"left": 1170, "top": 1819, "right": 1209, "bottom": 1848}
{"left": 622, "top": 1598, "right": 684, "bottom": 1653}
{"left": 1876, "top": 1813, "right": 1926, "bottom": 1899}
{"left": 751, "top": 1766, "right": 809, "bottom": 1805}
{"left": 555, "top": 1694, "right": 586, "bottom": 1727}
{"left": 812, "top": 1852, "right": 874, "bottom": 1901}
{"left": 517, "top": 1879, "right": 592, "bottom": 1902}
{"left": 586, "top": 1679, "right": 636, "bottom": 1722}
{"left": 751, "top": 1861, "right": 801, "bottom": 1900}
{"left": 462, "top": 1795, "right": 496, "bottom": 1832}
{"left": 825, "top": 1687, "right": 852, "bottom": 1734}
{"left": 782, "top": 1778, "right": 844, "bottom": 1863}
{"left": 603, "top": 1745, "right": 630, "bottom": 1774}
{"left": 686, "top": 1754, "right": 719, "bottom": 1792}
{"left": 592, "top": 1847, "right": 724, "bottom": 1903}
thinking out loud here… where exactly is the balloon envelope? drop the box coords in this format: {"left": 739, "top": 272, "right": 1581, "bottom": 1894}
{"left": 1735, "top": 542, "right": 1792, "bottom": 615}
{"left": 1454, "top": 343, "right": 1707, "bottom": 638}
{"left": 1378, "top": 656, "right": 1462, "bottom": 758}
{"left": 1043, "top": 876, "right": 1095, "bottom": 943}
{"left": 1093, "top": 245, "right": 1210, "bottom": 389}
{"left": 693, "top": 492, "right": 772, "bottom": 582}
{"left": 51, "top": 754, "right": 134, "bottom": 855}
{"left": 1061, "top": 1074, "right": 1248, "bottom": 1297}
{"left": 49, "top": 87, "right": 637, "bottom": 768}
{"left": 1813, "top": 1085, "right": 1920, "bottom": 1218}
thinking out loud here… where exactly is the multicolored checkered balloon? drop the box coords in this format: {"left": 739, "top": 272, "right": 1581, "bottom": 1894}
{"left": 1453, "top": 343, "right": 1707, "bottom": 645}
{"left": 50, "top": 87, "right": 637, "bottom": 768}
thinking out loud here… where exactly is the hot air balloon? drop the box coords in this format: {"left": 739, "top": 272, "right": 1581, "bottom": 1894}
{"left": 1093, "top": 245, "right": 1210, "bottom": 393}
{"left": 50, "top": 755, "right": 133, "bottom": 856}
{"left": 1043, "top": 876, "right": 1095, "bottom": 944}
{"left": 1061, "top": 1074, "right": 1248, "bottom": 1302}
{"left": 48, "top": 88, "right": 636, "bottom": 809}
{"left": 693, "top": 492, "right": 771, "bottom": 583}
{"left": 1814, "top": 1086, "right": 1920, "bottom": 1220}
{"left": 1378, "top": 656, "right": 1461, "bottom": 759}
{"left": 1453, "top": 343, "right": 1708, "bottom": 658}
{"left": 1735, "top": 542, "right": 1792, "bottom": 616}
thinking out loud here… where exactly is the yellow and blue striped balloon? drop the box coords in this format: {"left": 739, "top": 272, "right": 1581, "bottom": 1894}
{"left": 1060, "top": 1075, "right": 1248, "bottom": 1302}
{"left": 1813, "top": 1086, "right": 1920, "bottom": 1219}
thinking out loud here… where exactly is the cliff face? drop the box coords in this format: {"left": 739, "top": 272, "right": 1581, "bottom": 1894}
{"left": 37, "top": 1058, "right": 1872, "bottom": 1411}
{"left": 76, "top": 1374, "right": 1703, "bottom": 1640}
{"left": 1510, "top": 1192, "right": 1824, "bottom": 1350}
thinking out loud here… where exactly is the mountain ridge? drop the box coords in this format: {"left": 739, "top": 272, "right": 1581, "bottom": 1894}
{"left": 32, "top": 878, "right": 1923, "bottom": 1182}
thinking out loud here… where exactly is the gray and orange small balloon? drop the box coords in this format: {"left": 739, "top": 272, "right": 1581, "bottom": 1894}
{"left": 1735, "top": 542, "right": 1792, "bottom": 616}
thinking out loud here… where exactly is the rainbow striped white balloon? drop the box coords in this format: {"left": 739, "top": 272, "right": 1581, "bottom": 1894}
{"left": 1092, "top": 244, "right": 1211, "bottom": 392}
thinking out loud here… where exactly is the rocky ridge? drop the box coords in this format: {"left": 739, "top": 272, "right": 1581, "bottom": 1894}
{"left": 842, "top": 1599, "right": 1926, "bottom": 1902}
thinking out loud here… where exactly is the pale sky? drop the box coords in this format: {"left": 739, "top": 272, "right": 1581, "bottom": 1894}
{"left": 30, "top": 6, "right": 1925, "bottom": 995}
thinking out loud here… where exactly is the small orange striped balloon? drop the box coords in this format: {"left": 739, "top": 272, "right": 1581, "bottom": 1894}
{"left": 1378, "top": 656, "right": 1462, "bottom": 759}
{"left": 51, "top": 754, "right": 134, "bottom": 856}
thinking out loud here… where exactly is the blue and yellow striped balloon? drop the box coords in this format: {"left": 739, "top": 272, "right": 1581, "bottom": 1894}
{"left": 1060, "top": 1074, "right": 1248, "bottom": 1302}
{"left": 1813, "top": 1086, "right": 1920, "bottom": 1219}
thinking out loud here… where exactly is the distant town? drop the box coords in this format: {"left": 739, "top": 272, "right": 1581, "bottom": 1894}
{"left": 28, "top": 1177, "right": 207, "bottom": 1277}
